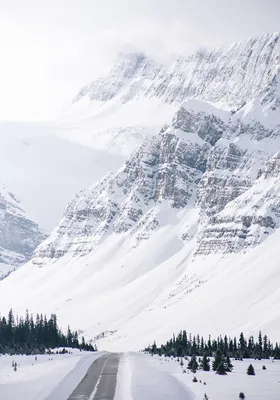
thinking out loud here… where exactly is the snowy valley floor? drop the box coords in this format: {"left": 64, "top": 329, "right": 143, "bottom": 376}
{"left": 0, "top": 351, "right": 279, "bottom": 399}
{"left": 115, "top": 353, "right": 280, "bottom": 400}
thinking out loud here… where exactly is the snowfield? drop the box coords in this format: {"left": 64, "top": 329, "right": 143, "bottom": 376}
{"left": 115, "top": 353, "right": 280, "bottom": 400}
{"left": 0, "top": 351, "right": 102, "bottom": 400}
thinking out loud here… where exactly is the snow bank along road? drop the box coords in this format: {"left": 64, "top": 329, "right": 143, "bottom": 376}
{"left": 0, "top": 351, "right": 102, "bottom": 400}
{"left": 67, "top": 353, "right": 121, "bottom": 400}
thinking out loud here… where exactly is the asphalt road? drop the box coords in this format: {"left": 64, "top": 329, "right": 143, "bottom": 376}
{"left": 67, "top": 353, "right": 121, "bottom": 400}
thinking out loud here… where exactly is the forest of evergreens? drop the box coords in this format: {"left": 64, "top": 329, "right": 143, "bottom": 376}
{"left": 0, "top": 309, "right": 95, "bottom": 355}
{"left": 146, "top": 330, "right": 280, "bottom": 360}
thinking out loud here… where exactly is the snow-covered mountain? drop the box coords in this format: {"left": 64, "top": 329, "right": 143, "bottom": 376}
{"left": 0, "top": 183, "right": 45, "bottom": 274}
{"left": 75, "top": 33, "right": 279, "bottom": 109}
{"left": 34, "top": 100, "right": 227, "bottom": 263}
{"left": 57, "top": 32, "right": 280, "bottom": 153}
{"left": 0, "top": 33, "right": 280, "bottom": 350}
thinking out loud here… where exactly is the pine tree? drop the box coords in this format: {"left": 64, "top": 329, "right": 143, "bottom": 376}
{"left": 225, "top": 355, "right": 233, "bottom": 372}
{"left": 216, "top": 360, "right": 227, "bottom": 375}
{"left": 239, "top": 332, "right": 246, "bottom": 357}
{"left": 151, "top": 341, "right": 157, "bottom": 355}
{"left": 177, "top": 345, "right": 183, "bottom": 357}
{"left": 212, "top": 350, "right": 222, "bottom": 371}
{"left": 263, "top": 335, "right": 268, "bottom": 358}
{"left": 247, "top": 364, "right": 255, "bottom": 375}
{"left": 200, "top": 354, "right": 210, "bottom": 371}
{"left": 188, "top": 354, "right": 198, "bottom": 373}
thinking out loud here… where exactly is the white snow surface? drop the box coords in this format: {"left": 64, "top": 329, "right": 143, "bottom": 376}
{"left": 115, "top": 352, "right": 194, "bottom": 400}
{"left": 0, "top": 351, "right": 102, "bottom": 400}
{"left": 115, "top": 353, "right": 280, "bottom": 400}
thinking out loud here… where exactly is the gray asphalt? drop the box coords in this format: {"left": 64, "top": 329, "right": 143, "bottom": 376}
{"left": 67, "top": 353, "right": 121, "bottom": 400}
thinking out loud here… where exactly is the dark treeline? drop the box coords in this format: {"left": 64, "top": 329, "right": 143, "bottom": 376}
{"left": 146, "top": 330, "right": 280, "bottom": 360}
{"left": 0, "top": 309, "right": 95, "bottom": 355}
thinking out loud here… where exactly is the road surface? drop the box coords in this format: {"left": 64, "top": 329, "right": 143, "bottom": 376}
{"left": 67, "top": 353, "right": 120, "bottom": 400}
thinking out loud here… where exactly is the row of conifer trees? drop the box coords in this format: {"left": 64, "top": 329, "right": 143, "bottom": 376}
{"left": 0, "top": 309, "right": 95, "bottom": 355}
{"left": 146, "top": 330, "right": 280, "bottom": 359}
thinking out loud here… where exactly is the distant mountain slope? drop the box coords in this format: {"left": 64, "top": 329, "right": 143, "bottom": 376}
{"left": 57, "top": 32, "right": 280, "bottom": 152}
{"left": 0, "top": 183, "right": 45, "bottom": 268}
{"left": 75, "top": 33, "right": 279, "bottom": 109}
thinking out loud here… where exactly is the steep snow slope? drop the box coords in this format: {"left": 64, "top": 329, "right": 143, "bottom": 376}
{"left": 0, "top": 182, "right": 45, "bottom": 268}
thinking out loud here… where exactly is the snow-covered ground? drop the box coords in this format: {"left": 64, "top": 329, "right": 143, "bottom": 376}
{"left": 0, "top": 350, "right": 102, "bottom": 400}
{"left": 115, "top": 352, "right": 280, "bottom": 400}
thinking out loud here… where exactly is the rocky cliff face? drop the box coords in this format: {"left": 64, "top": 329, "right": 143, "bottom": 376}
{"left": 34, "top": 101, "right": 226, "bottom": 262}
{"left": 0, "top": 183, "right": 45, "bottom": 267}
{"left": 196, "top": 152, "right": 280, "bottom": 254}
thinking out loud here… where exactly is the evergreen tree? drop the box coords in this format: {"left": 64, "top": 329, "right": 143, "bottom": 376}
{"left": 247, "top": 364, "right": 255, "bottom": 376}
{"left": 188, "top": 354, "right": 198, "bottom": 373}
{"left": 177, "top": 345, "right": 183, "bottom": 358}
{"left": 225, "top": 355, "right": 233, "bottom": 372}
{"left": 216, "top": 360, "right": 227, "bottom": 375}
{"left": 212, "top": 350, "right": 223, "bottom": 371}
{"left": 239, "top": 332, "right": 246, "bottom": 357}
{"left": 200, "top": 354, "right": 210, "bottom": 371}
{"left": 151, "top": 341, "right": 157, "bottom": 355}
{"left": 263, "top": 335, "right": 268, "bottom": 358}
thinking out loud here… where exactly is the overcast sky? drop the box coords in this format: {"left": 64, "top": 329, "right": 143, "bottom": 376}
{"left": 0, "top": 0, "right": 279, "bottom": 121}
